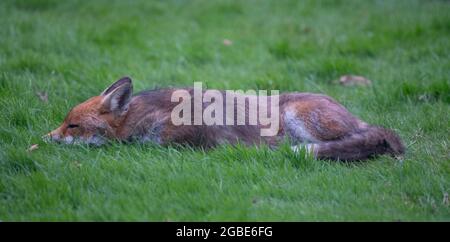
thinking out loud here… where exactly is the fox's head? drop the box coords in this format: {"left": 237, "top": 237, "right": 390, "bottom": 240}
{"left": 45, "top": 77, "right": 133, "bottom": 145}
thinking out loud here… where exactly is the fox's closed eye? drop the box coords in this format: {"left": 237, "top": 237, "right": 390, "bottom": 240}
{"left": 67, "top": 124, "right": 79, "bottom": 128}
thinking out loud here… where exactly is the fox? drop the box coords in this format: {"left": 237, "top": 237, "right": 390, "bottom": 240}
{"left": 45, "top": 77, "right": 405, "bottom": 161}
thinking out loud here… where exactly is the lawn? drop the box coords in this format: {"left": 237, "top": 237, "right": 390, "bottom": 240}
{"left": 0, "top": 0, "right": 449, "bottom": 221}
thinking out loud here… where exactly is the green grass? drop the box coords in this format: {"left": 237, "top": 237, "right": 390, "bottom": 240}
{"left": 0, "top": 0, "right": 449, "bottom": 221}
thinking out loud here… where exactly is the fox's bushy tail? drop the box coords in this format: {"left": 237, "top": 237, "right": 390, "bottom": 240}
{"left": 314, "top": 126, "right": 405, "bottom": 161}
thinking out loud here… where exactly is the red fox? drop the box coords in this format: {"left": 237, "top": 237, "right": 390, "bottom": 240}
{"left": 45, "top": 77, "right": 405, "bottom": 161}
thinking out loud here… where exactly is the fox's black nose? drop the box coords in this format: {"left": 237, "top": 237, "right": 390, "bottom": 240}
{"left": 42, "top": 133, "right": 53, "bottom": 143}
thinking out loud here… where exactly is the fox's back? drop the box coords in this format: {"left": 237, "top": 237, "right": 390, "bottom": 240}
{"left": 118, "top": 88, "right": 362, "bottom": 147}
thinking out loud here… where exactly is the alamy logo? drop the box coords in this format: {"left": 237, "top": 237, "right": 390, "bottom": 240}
{"left": 170, "top": 82, "right": 280, "bottom": 136}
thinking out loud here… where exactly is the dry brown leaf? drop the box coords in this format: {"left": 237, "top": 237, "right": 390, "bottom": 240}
{"left": 27, "top": 144, "right": 39, "bottom": 152}
{"left": 303, "top": 26, "right": 311, "bottom": 33}
{"left": 338, "top": 75, "right": 372, "bottom": 86}
{"left": 223, "top": 39, "right": 233, "bottom": 46}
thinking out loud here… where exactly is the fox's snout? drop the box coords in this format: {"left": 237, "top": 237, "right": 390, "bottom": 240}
{"left": 43, "top": 129, "right": 104, "bottom": 146}
{"left": 42, "top": 128, "right": 65, "bottom": 143}
{"left": 42, "top": 132, "right": 52, "bottom": 143}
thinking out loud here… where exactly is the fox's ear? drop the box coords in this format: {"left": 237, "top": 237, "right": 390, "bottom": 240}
{"left": 100, "top": 77, "right": 133, "bottom": 114}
